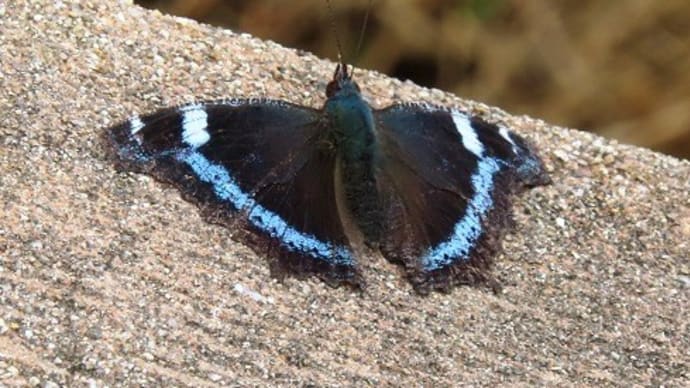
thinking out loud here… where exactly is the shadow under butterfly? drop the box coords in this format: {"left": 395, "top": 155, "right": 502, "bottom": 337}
{"left": 106, "top": 63, "right": 550, "bottom": 294}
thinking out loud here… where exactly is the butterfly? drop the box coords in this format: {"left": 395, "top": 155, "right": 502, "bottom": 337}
{"left": 106, "top": 62, "right": 550, "bottom": 294}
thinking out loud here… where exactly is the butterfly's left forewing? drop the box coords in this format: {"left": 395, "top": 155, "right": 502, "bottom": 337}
{"left": 373, "top": 104, "right": 549, "bottom": 292}
{"left": 107, "top": 99, "right": 360, "bottom": 287}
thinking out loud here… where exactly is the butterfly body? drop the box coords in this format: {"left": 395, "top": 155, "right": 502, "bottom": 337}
{"left": 106, "top": 62, "right": 549, "bottom": 293}
{"left": 325, "top": 66, "right": 383, "bottom": 248}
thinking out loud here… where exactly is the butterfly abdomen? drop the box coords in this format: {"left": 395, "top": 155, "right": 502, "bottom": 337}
{"left": 337, "top": 141, "right": 383, "bottom": 247}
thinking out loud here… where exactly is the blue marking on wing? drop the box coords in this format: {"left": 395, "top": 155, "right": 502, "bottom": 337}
{"left": 177, "top": 150, "right": 354, "bottom": 266}
{"left": 421, "top": 156, "right": 501, "bottom": 271}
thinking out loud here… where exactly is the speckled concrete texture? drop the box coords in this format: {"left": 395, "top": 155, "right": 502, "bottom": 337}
{"left": 1, "top": 1, "right": 688, "bottom": 386}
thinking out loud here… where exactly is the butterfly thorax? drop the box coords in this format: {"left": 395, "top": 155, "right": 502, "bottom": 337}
{"left": 324, "top": 81, "right": 375, "bottom": 155}
{"left": 323, "top": 65, "right": 377, "bottom": 159}
{"left": 324, "top": 68, "right": 383, "bottom": 246}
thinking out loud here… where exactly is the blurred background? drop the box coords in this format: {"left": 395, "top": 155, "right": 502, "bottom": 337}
{"left": 137, "top": 0, "right": 690, "bottom": 159}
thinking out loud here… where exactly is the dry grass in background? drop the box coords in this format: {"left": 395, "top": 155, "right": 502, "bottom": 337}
{"left": 137, "top": 0, "right": 690, "bottom": 160}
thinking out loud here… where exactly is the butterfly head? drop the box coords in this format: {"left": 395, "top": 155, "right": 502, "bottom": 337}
{"left": 326, "top": 63, "right": 361, "bottom": 99}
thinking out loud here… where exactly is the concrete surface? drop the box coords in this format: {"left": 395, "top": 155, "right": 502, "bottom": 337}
{"left": 1, "top": 0, "right": 688, "bottom": 386}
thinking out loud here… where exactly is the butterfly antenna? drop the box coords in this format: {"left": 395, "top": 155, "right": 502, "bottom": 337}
{"left": 325, "top": 0, "right": 345, "bottom": 66}
{"left": 354, "top": 0, "right": 373, "bottom": 68}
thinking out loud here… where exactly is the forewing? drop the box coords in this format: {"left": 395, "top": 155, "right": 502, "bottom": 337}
{"left": 374, "top": 103, "right": 549, "bottom": 293}
{"left": 106, "top": 99, "right": 359, "bottom": 287}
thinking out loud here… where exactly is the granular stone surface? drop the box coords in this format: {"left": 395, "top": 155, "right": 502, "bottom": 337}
{"left": 1, "top": 1, "right": 688, "bottom": 386}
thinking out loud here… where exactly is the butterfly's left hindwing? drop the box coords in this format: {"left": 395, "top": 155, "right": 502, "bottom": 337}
{"left": 373, "top": 104, "right": 549, "bottom": 293}
{"left": 107, "top": 100, "right": 360, "bottom": 287}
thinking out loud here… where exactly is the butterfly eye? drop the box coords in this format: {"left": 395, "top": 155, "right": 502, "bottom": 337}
{"left": 326, "top": 80, "right": 340, "bottom": 98}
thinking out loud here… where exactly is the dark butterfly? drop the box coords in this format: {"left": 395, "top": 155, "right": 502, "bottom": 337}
{"left": 106, "top": 63, "right": 550, "bottom": 293}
